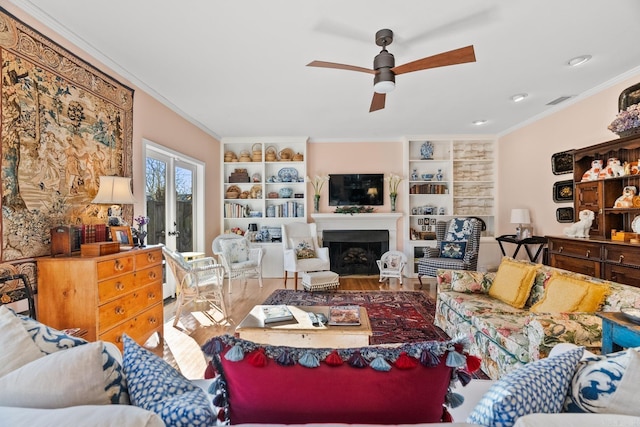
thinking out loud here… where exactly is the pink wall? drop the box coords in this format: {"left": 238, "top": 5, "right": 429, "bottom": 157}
{"left": 306, "top": 140, "right": 405, "bottom": 248}
{"left": 4, "top": 4, "right": 222, "bottom": 255}
{"left": 498, "top": 73, "right": 640, "bottom": 238}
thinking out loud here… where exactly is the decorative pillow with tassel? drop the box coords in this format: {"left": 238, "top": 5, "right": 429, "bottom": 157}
{"left": 201, "top": 334, "right": 478, "bottom": 425}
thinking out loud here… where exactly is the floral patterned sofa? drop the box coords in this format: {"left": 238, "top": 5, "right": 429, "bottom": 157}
{"left": 434, "top": 257, "right": 640, "bottom": 380}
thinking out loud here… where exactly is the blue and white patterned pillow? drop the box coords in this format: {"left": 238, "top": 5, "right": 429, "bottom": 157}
{"left": 445, "top": 218, "right": 475, "bottom": 241}
{"left": 467, "top": 346, "right": 583, "bottom": 427}
{"left": 122, "top": 334, "right": 215, "bottom": 426}
{"left": 564, "top": 346, "right": 640, "bottom": 413}
{"left": 439, "top": 241, "right": 467, "bottom": 259}
{"left": 219, "top": 238, "right": 249, "bottom": 263}
{"left": 11, "top": 309, "right": 128, "bottom": 404}
{"left": 16, "top": 312, "right": 87, "bottom": 354}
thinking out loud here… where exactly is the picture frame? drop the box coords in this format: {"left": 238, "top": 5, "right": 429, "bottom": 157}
{"left": 553, "top": 180, "right": 574, "bottom": 203}
{"left": 551, "top": 150, "right": 574, "bottom": 175}
{"left": 110, "top": 226, "right": 133, "bottom": 246}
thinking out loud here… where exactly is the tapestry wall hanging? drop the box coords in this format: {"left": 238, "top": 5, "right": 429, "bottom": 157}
{"left": 0, "top": 8, "right": 134, "bottom": 261}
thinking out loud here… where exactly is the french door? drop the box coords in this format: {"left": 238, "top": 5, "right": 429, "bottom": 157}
{"left": 144, "top": 141, "right": 203, "bottom": 253}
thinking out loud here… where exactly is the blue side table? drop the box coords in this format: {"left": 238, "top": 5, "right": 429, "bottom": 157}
{"left": 597, "top": 312, "right": 640, "bottom": 354}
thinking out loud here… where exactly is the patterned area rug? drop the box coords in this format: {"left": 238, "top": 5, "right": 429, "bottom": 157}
{"left": 262, "top": 290, "right": 449, "bottom": 345}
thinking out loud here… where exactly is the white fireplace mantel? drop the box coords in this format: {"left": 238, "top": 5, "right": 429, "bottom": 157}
{"left": 310, "top": 213, "right": 403, "bottom": 250}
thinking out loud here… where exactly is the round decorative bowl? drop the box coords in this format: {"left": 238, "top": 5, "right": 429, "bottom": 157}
{"left": 421, "top": 174, "right": 434, "bottom": 181}
{"left": 279, "top": 187, "right": 293, "bottom": 198}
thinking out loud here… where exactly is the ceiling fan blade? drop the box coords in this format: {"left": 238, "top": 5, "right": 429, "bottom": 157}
{"left": 307, "top": 60, "right": 376, "bottom": 74}
{"left": 369, "top": 92, "right": 386, "bottom": 112}
{"left": 391, "top": 45, "right": 476, "bottom": 76}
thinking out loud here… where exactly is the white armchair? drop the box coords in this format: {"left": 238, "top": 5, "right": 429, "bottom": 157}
{"left": 282, "top": 222, "right": 330, "bottom": 290}
{"left": 161, "top": 246, "right": 226, "bottom": 327}
{"left": 376, "top": 250, "right": 407, "bottom": 285}
{"left": 212, "top": 234, "right": 264, "bottom": 293}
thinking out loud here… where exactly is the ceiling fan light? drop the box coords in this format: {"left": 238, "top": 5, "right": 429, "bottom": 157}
{"left": 374, "top": 80, "right": 395, "bottom": 94}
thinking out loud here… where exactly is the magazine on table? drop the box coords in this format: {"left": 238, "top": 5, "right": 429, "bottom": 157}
{"left": 260, "top": 305, "right": 294, "bottom": 324}
{"left": 328, "top": 305, "right": 361, "bottom": 326}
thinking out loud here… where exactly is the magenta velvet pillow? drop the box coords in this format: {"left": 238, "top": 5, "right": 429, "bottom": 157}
{"left": 202, "top": 335, "right": 470, "bottom": 424}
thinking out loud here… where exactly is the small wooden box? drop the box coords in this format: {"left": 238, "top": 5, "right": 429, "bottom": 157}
{"left": 611, "top": 230, "right": 638, "bottom": 242}
{"left": 81, "top": 242, "right": 120, "bottom": 257}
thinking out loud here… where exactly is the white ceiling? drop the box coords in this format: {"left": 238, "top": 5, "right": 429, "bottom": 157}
{"left": 10, "top": 0, "right": 640, "bottom": 141}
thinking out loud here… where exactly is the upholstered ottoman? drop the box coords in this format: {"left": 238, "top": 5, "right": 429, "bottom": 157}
{"left": 301, "top": 271, "right": 340, "bottom": 292}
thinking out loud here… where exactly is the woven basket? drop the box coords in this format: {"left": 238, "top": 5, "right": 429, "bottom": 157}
{"left": 225, "top": 185, "right": 241, "bottom": 199}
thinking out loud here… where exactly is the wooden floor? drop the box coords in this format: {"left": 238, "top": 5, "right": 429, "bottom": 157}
{"left": 158, "top": 275, "right": 436, "bottom": 379}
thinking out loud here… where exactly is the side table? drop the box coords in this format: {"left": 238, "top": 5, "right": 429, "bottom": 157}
{"left": 598, "top": 312, "right": 640, "bottom": 354}
{"left": 496, "top": 234, "right": 548, "bottom": 263}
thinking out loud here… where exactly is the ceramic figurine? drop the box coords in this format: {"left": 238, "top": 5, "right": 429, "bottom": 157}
{"left": 614, "top": 186, "right": 637, "bottom": 208}
{"left": 420, "top": 141, "right": 434, "bottom": 160}
{"left": 581, "top": 159, "right": 603, "bottom": 181}
{"left": 411, "top": 169, "right": 418, "bottom": 181}
{"left": 563, "top": 209, "right": 595, "bottom": 238}
{"left": 598, "top": 158, "right": 625, "bottom": 179}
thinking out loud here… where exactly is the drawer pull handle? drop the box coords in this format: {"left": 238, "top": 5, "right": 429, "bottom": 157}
{"left": 148, "top": 271, "right": 157, "bottom": 279}
{"left": 149, "top": 317, "right": 157, "bottom": 325}
{"left": 586, "top": 250, "right": 590, "bottom": 257}
{"left": 619, "top": 254, "right": 625, "bottom": 263}
{"left": 558, "top": 246, "right": 563, "bottom": 253}
{"left": 114, "top": 260, "right": 124, "bottom": 271}
{"left": 115, "top": 306, "right": 125, "bottom": 315}
{"left": 148, "top": 292, "right": 156, "bottom": 300}
{"left": 147, "top": 253, "right": 156, "bottom": 262}
{"left": 115, "top": 282, "right": 125, "bottom": 291}
{"left": 115, "top": 335, "right": 122, "bottom": 343}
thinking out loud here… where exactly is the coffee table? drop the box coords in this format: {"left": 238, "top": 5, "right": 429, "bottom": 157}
{"left": 236, "top": 305, "right": 372, "bottom": 348}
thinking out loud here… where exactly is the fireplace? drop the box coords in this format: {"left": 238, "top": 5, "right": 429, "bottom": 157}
{"left": 323, "top": 230, "right": 389, "bottom": 275}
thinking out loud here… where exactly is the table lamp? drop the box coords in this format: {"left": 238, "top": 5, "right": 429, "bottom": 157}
{"left": 510, "top": 208, "right": 531, "bottom": 240}
{"left": 92, "top": 176, "right": 136, "bottom": 225}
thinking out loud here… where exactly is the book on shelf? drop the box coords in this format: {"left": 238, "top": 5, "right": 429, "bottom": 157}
{"left": 260, "top": 305, "right": 294, "bottom": 324}
{"left": 329, "top": 305, "right": 361, "bottom": 326}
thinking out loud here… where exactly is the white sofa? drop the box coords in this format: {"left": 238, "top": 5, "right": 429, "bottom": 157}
{"left": 2, "top": 301, "right": 639, "bottom": 427}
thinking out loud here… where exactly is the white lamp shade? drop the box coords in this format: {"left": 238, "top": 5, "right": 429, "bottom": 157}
{"left": 510, "top": 208, "right": 531, "bottom": 224}
{"left": 92, "top": 176, "right": 136, "bottom": 204}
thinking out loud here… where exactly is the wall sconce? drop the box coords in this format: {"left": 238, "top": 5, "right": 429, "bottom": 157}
{"left": 92, "top": 176, "right": 136, "bottom": 226}
{"left": 510, "top": 208, "right": 531, "bottom": 240}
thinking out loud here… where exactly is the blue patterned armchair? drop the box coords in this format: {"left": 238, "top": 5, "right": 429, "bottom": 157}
{"left": 417, "top": 217, "right": 483, "bottom": 285}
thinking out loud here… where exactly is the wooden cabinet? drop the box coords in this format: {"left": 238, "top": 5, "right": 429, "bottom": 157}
{"left": 37, "top": 247, "right": 163, "bottom": 349}
{"left": 573, "top": 134, "right": 640, "bottom": 239}
{"left": 547, "top": 236, "right": 640, "bottom": 287}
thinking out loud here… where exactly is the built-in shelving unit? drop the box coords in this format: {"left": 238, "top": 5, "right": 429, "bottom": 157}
{"left": 403, "top": 137, "right": 497, "bottom": 276}
{"left": 221, "top": 137, "right": 308, "bottom": 277}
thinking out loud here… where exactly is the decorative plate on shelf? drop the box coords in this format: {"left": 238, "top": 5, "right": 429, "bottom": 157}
{"left": 632, "top": 215, "right": 640, "bottom": 233}
{"left": 621, "top": 308, "right": 640, "bottom": 324}
{"left": 278, "top": 167, "right": 298, "bottom": 183}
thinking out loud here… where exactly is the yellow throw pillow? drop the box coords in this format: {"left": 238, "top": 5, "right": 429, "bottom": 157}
{"left": 530, "top": 274, "right": 589, "bottom": 313}
{"left": 530, "top": 273, "right": 610, "bottom": 313}
{"left": 576, "top": 279, "right": 610, "bottom": 312}
{"left": 488, "top": 258, "right": 539, "bottom": 308}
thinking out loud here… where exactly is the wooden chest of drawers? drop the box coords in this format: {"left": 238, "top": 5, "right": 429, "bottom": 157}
{"left": 547, "top": 236, "right": 640, "bottom": 288}
{"left": 37, "top": 246, "right": 163, "bottom": 349}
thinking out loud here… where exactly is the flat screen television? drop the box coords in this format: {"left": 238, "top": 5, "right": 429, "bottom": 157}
{"left": 329, "top": 174, "right": 384, "bottom": 206}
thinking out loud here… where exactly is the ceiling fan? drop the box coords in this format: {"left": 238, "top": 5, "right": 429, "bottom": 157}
{"left": 307, "top": 29, "right": 476, "bottom": 112}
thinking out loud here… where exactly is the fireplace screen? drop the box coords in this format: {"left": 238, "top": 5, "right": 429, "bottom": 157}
{"left": 323, "top": 230, "right": 389, "bottom": 275}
